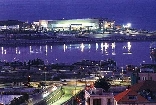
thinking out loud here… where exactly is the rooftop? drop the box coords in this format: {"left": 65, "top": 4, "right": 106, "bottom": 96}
{"left": 85, "top": 88, "right": 113, "bottom": 96}
{"left": 115, "top": 80, "right": 156, "bottom": 104}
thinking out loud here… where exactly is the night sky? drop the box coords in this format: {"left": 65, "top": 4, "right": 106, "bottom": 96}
{"left": 0, "top": 0, "right": 156, "bottom": 30}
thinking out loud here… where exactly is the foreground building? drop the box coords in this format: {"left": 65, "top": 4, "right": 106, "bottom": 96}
{"left": 84, "top": 80, "right": 156, "bottom": 105}
{"left": 85, "top": 87, "right": 114, "bottom": 105}
{"left": 115, "top": 80, "right": 156, "bottom": 105}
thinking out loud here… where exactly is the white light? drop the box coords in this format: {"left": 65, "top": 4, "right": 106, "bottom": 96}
{"left": 96, "top": 43, "right": 98, "bottom": 51}
{"left": 112, "top": 42, "right": 115, "bottom": 49}
{"left": 45, "top": 45, "right": 48, "bottom": 55}
{"left": 42, "top": 91, "right": 50, "bottom": 98}
{"left": 123, "top": 23, "right": 132, "bottom": 28}
{"left": 104, "top": 43, "right": 109, "bottom": 50}
{"left": 80, "top": 43, "right": 85, "bottom": 52}
{"left": 29, "top": 46, "right": 32, "bottom": 54}
{"left": 88, "top": 44, "right": 91, "bottom": 49}
{"left": 63, "top": 44, "right": 66, "bottom": 52}
{"left": 101, "top": 43, "right": 103, "bottom": 53}
{"left": 1, "top": 47, "right": 3, "bottom": 54}
{"left": 51, "top": 86, "right": 57, "bottom": 91}
{"left": 4, "top": 50, "right": 6, "bottom": 54}
{"left": 127, "top": 23, "right": 131, "bottom": 28}
{"left": 40, "top": 46, "right": 42, "bottom": 52}
{"left": 127, "top": 42, "right": 131, "bottom": 50}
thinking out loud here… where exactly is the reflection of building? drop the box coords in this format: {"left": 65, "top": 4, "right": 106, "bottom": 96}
{"left": 38, "top": 18, "right": 115, "bottom": 33}
{"left": 122, "top": 42, "right": 132, "bottom": 55}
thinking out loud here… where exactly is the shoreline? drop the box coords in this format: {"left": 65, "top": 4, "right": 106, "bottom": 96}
{"left": 0, "top": 35, "right": 156, "bottom": 46}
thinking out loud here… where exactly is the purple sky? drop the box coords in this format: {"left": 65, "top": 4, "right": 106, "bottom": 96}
{"left": 0, "top": 0, "right": 156, "bottom": 30}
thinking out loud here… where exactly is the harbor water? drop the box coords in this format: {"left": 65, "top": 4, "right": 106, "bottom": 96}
{"left": 0, "top": 41, "right": 154, "bottom": 67}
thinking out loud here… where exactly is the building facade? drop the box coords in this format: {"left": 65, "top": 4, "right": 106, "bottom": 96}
{"left": 85, "top": 88, "right": 114, "bottom": 105}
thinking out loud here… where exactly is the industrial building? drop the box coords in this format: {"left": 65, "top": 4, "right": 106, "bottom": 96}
{"left": 38, "top": 18, "right": 115, "bottom": 33}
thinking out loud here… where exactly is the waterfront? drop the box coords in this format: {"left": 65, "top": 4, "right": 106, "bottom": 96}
{"left": 0, "top": 41, "right": 154, "bottom": 67}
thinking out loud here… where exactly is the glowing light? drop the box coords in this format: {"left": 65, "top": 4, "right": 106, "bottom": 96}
{"left": 64, "top": 44, "right": 66, "bottom": 52}
{"left": 104, "top": 43, "right": 109, "bottom": 55}
{"left": 127, "top": 23, "right": 131, "bottom": 27}
{"left": 51, "top": 86, "right": 57, "bottom": 91}
{"left": 16, "top": 47, "right": 17, "bottom": 54}
{"left": 112, "top": 42, "right": 115, "bottom": 49}
{"left": 29, "top": 46, "right": 32, "bottom": 54}
{"left": 88, "top": 44, "right": 91, "bottom": 49}
{"left": 51, "top": 46, "right": 52, "bottom": 49}
{"left": 4, "top": 50, "right": 6, "bottom": 54}
{"left": 101, "top": 43, "right": 103, "bottom": 53}
{"left": 42, "top": 91, "right": 50, "bottom": 98}
{"left": 127, "top": 42, "right": 131, "bottom": 50}
{"left": 96, "top": 43, "right": 98, "bottom": 51}
{"left": 45, "top": 45, "right": 48, "bottom": 55}
{"left": 80, "top": 43, "right": 85, "bottom": 52}
{"left": 1, "top": 47, "right": 3, "bottom": 54}
{"left": 104, "top": 43, "right": 109, "bottom": 49}
{"left": 1, "top": 47, "right": 6, "bottom": 55}
{"left": 123, "top": 23, "right": 132, "bottom": 28}
{"left": 15, "top": 47, "right": 21, "bottom": 54}
{"left": 112, "top": 51, "right": 116, "bottom": 55}
{"left": 40, "top": 46, "right": 42, "bottom": 52}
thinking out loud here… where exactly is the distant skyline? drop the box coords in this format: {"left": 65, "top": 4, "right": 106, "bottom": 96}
{"left": 0, "top": 0, "right": 156, "bottom": 30}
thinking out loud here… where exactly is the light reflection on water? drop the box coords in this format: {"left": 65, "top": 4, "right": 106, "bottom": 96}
{"left": 0, "top": 41, "right": 153, "bottom": 66}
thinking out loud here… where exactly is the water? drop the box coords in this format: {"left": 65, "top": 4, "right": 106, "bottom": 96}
{"left": 0, "top": 41, "right": 154, "bottom": 67}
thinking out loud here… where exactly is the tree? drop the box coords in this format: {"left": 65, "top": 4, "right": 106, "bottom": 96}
{"left": 94, "top": 78, "right": 111, "bottom": 91}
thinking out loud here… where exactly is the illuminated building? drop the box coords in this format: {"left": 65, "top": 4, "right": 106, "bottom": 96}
{"left": 104, "top": 20, "right": 115, "bottom": 29}
{"left": 38, "top": 18, "right": 115, "bottom": 33}
{"left": 0, "top": 20, "right": 32, "bottom": 31}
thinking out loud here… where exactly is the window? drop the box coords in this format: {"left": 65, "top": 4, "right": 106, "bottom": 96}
{"left": 93, "top": 99, "right": 101, "bottom": 105}
{"left": 142, "top": 77, "right": 146, "bottom": 80}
